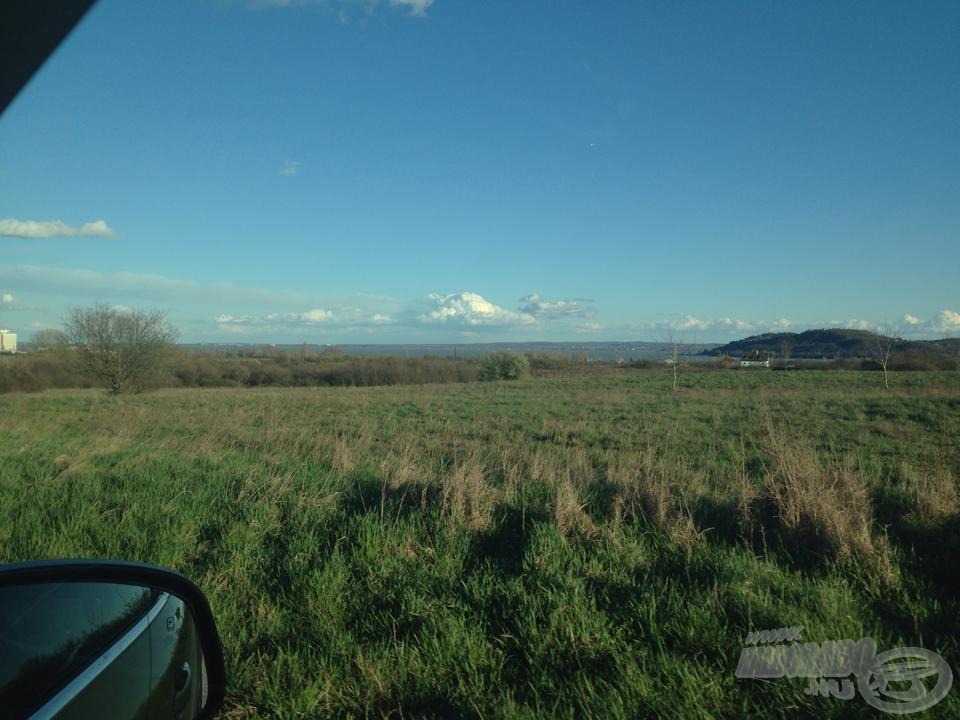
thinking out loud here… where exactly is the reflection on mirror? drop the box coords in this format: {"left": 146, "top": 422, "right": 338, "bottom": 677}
{"left": 0, "top": 581, "right": 207, "bottom": 720}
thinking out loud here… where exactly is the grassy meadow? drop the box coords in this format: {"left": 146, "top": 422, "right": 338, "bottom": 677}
{"left": 1, "top": 368, "right": 958, "bottom": 718}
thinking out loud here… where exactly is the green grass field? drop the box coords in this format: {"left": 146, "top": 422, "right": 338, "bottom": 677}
{"left": 2, "top": 369, "right": 958, "bottom": 718}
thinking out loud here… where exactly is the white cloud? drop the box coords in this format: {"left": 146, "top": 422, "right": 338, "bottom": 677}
{"left": 831, "top": 310, "right": 960, "bottom": 337}
{"left": 389, "top": 0, "right": 433, "bottom": 16}
{"left": 932, "top": 309, "right": 960, "bottom": 334}
{"left": 299, "top": 308, "right": 332, "bottom": 322}
{"left": 0, "top": 291, "right": 37, "bottom": 311}
{"left": 419, "top": 292, "right": 535, "bottom": 327}
{"left": 631, "top": 313, "right": 956, "bottom": 339}
{"left": 213, "top": 306, "right": 402, "bottom": 334}
{"left": 280, "top": 160, "right": 301, "bottom": 176}
{"left": 784, "top": 311, "right": 960, "bottom": 338}
{"left": 1, "top": 264, "right": 405, "bottom": 339}
{"left": 217, "top": 322, "right": 256, "bottom": 335}
{"left": 217, "top": 308, "right": 335, "bottom": 326}
{"left": 672, "top": 315, "right": 706, "bottom": 331}
{"left": 828, "top": 318, "right": 877, "bottom": 331}
{"left": 663, "top": 315, "right": 755, "bottom": 333}
{"left": 622, "top": 315, "right": 802, "bottom": 340}
{"left": 252, "top": 0, "right": 434, "bottom": 17}
{"left": 518, "top": 293, "right": 594, "bottom": 319}
{"left": 574, "top": 322, "right": 604, "bottom": 334}
{"left": 0, "top": 218, "right": 118, "bottom": 239}
{"left": 0, "top": 265, "right": 313, "bottom": 307}
{"left": 713, "top": 317, "right": 755, "bottom": 331}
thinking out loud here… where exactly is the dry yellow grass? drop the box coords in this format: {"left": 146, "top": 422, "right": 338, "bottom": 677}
{"left": 554, "top": 474, "right": 597, "bottom": 539}
{"left": 441, "top": 452, "right": 495, "bottom": 532}
{"left": 903, "top": 462, "right": 959, "bottom": 524}
{"left": 761, "top": 408, "right": 894, "bottom": 578}
{"left": 607, "top": 449, "right": 705, "bottom": 549}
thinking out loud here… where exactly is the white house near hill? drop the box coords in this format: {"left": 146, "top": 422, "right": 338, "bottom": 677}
{"left": 740, "top": 351, "right": 770, "bottom": 368}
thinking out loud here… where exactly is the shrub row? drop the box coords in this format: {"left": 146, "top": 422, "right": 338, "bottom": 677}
{"left": 0, "top": 350, "right": 482, "bottom": 393}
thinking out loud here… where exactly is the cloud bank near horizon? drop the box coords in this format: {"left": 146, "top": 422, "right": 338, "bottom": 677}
{"left": 0, "top": 218, "right": 118, "bottom": 239}
{"left": 251, "top": 0, "right": 434, "bottom": 17}
{"left": 518, "top": 293, "right": 595, "bottom": 319}
{"left": 2, "top": 264, "right": 958, "bottom": 342}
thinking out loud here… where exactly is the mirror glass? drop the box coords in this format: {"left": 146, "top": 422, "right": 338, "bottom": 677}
{"left": 0, "top": 581, "right": 208, "bottom": 720}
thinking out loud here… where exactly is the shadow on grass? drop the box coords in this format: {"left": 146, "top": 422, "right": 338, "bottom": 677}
{"left": 465, "top": 504, "right": 550, "bottom": 577}
{"left": 873, "top": 484, "right": 960, "bottom": 599}
{"left": 338, "top": 472, "right": 442, "bottom": 523}
{"left": 888, "top": 516, "right": 960, "bottom": 600}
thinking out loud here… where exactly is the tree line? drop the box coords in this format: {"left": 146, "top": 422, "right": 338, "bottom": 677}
{"left": 4, "top": 304, "right": 954, "bottom": 394}
{"left": 1, "top": 304, "right": 539, "bottom": 394}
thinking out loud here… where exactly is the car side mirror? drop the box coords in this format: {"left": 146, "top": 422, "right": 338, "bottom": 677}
{"left": 0, "top": 560, "right": 226, "bottom": 720}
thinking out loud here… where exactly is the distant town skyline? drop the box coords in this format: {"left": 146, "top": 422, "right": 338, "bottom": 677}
{"left": 2, "top": 0, "right": 958, "bottom": 343}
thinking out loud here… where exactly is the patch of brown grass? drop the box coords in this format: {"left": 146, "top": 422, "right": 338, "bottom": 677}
{"left": 554, "top": 473, "right": 597, "bottom": 539}
{"left": 762, "top": 410, "right": 893, "bottom": 578}
{"left": 440, "top": 452, "right": 495, "bottom": 532}
{"left": 903, "top": 463, "right": 959, "bottom": 524}
{"left": 607, "top": 449, "right": 705, "bottom": 549}
{"left": 498, "top": 446, "right": 525, "bottom": 503}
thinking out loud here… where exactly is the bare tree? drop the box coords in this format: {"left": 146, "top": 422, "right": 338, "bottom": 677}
{"left": 64, "top": 304, "right": 178, "bottom": 393}
{"left": 665, "top": 333, "right": 685, "bottom": 391}
{"left": 778, "top": 335, "right": 795, "bottom": 371}
{"left": 30, "top": 328, "right": 69, "bottom": 352}
{"left": 872, "top": 322, "right": 899, "bottom": 390}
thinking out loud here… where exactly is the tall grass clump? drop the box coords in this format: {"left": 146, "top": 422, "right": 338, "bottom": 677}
{"left": 901, "top": 462, "right": 959, "bottom": 524}
{"left": 440, "top": 452, "right": 495, "bottom": 531}
{"left": 607, "top": 450, "right": 704, "bottom": 549}
{"left": 761, "top": 409, "right": 893, "bottom": 577}
{"left": 554, "top": 473, "right": 598, "bottom": 539}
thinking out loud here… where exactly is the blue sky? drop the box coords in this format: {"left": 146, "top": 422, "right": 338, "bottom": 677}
{"left": 1, "top": 0, "right": 958, "bottom": 343}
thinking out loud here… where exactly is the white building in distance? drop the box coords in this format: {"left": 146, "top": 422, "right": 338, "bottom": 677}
{"left": 0, "top": 330, "right": 17, "bottom": 354}
{"left": 739, "top": 350, "right": 771, "bottom": 368}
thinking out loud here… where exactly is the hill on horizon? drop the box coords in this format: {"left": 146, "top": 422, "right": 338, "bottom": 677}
{"left": 705, "top": 328, "right": 960, "bottom": 360}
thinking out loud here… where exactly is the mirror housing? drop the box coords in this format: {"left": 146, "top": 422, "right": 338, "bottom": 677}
{"left": 0, "top": 560, "right": 226, "bottom": 720}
